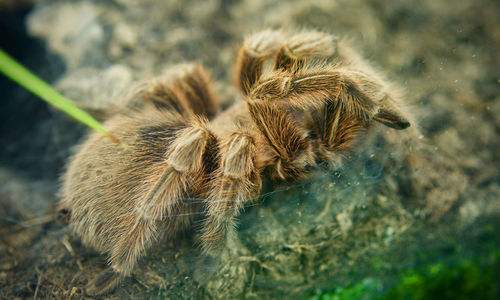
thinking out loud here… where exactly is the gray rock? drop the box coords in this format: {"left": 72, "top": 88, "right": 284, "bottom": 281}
{"left": 26, "top": 2, "right": 105, "bottom": 68}
{"left": 55, "top": 64, "right": 133, "bottom": 110}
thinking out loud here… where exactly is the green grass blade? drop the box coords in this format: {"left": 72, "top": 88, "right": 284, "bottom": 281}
{"left": 0, "top": 48, "right": 119, "bottom": 143}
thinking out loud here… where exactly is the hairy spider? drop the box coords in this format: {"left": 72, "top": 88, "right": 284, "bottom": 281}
{"left": 59, "top": 29, "right": 411, "bottom": 295}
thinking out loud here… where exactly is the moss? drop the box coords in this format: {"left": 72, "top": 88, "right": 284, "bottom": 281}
{"left": 310, "top": 250, "right": 500, "bottom": 300}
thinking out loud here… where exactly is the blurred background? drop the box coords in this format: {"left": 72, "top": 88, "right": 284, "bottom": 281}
{"left": 0, "top": 0, "right": 498, "bottom": 298}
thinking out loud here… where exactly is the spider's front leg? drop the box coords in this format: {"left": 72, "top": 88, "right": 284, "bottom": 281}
{"left": 273, "top": 30, "right": 336, "bottom": 71}
{"left": 250, "top": 67, "right": 410, "bottom": 129}
{"left": 238, "top": 29, "right": 411, "bottom": 130}
{"left": 236, "top": 29, "right": 286, "bottom": 95}
{"left": 248, "top": 67, "right": 411, "bottom": 168}
{"left": 236, "top": 29, "right": 337, "bottom": 95}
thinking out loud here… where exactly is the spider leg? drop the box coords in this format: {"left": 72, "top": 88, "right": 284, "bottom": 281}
{"left": 249, "top": 67, "right": 410, "bottom": 129}
{"left": 235, "top": 29, "right": 286, "bottom": 95}
{"left": 254, "top": 30, "right": 410, "bottom": 130}
{"left": 85, "top": 215, "right": 161, "bottom": 295}
{"left": 126, "top": 63, "right": 220, "bottom": 119}
{"left": 135, "top": 118, "right": 217, "bottom": 222}
{"left": 246, "top": 99, "right": 316, "bottom": 180}
{"left": 84, "top": 119, "right": 217, "bottom": 295}
{"left": 86, "top": 268, "right": 122, "bottom": 296}
{"left": 272, "top": 29, "right": 380, "bottom": 76}
{"left": 313, "top": 100, "right": 368, "bottom": 167}
{"left": 238, "top": 29, "right": 409, "bottom": 128}
{"left": 199, "top": 131, "right": 262, "bottom": 252}
{"left": 236, "top": 30, "right": 337, "bottom": 94}
{"left": 274, "top": 30, "right": 336, "bottom": 71}
{"left": 200, "top": 97, "right": 321, "bottom": 251}
{"left": 248, "top": 66, "right": 410, "bottom": 168}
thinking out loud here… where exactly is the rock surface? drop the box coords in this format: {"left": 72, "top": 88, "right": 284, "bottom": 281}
{"left": 0, "top": 0, "right": 499, "bottom": 298}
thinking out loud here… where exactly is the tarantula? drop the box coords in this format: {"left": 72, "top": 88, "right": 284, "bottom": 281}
{"left": 59, "top": 29, "right": 410, "bottom": 295}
